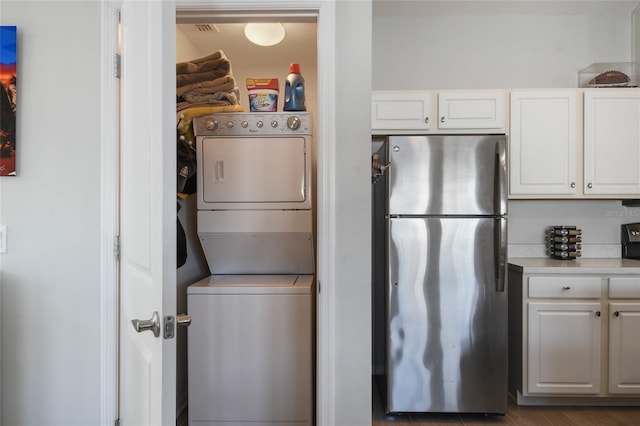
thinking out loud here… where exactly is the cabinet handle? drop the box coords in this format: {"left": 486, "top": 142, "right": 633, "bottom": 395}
{"left": 570, "top": 182, "right": 575, "bottom": 188}
{"left": 614, "top": 311, "right": 620, "bottom": 317}
{"left": 595, "top": 311, "right": 601, "bottom": 317}
{"left": 440, "top": 116, "right": 445, "bottom": 123}
{"left": 587, "top": 182, "right": 593, "bottom": 189}
{"left": 425, "top": 117, "right": 429, "bottom": 124}
{"left": 561, "top": 286, "right": 571, "bottom": 290}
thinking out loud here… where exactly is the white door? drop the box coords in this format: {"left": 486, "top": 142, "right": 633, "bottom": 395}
{"left": 527, "top": 302, "right": 602, "bottom": 395}
{"left": 584, "top": 89, "right": 640, "bottom": 195}
{"left": 437, "top": 90, "right": 506, "bottom": 130}
{"left": 119, "top": 0, "right": 176, "bottom": 424}
{"left": 608, "top": 303, "right": 640, "bottom": 394}
{"left": 509, "top": 90, "right": 577, "bottom": 195}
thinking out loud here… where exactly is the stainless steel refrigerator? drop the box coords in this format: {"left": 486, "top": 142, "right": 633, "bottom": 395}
{"left": 372, "top": 134, "right": 508, "bottom": 414}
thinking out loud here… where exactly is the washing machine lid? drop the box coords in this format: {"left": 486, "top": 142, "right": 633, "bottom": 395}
{"left": 187, "top": 274, "right": 314, "bottom": 295}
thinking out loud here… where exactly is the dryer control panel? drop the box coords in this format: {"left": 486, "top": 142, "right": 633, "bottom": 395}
{"left": 192, "top": 112, "right": 312, "bottom": 137}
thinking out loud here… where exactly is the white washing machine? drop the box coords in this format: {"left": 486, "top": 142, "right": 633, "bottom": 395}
{"left": 187, "top": 274, "right": 314, "bottom": 425}
{"left": 188, "top": 113, "right": 314, "bottom": 425}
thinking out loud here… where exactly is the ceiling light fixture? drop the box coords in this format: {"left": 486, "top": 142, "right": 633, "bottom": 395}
{"left": 244, "top": 23, "right": 285, "bottom": 47}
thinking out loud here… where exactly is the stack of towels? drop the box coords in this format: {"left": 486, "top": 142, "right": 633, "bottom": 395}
{"left": 176, "top": 50, "right": 242, "bottom": 112}
{"left": 175, "top": 50, "right": 244, "bottom": 160}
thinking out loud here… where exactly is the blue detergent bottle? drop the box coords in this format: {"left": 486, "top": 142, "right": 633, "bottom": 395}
{"left": 284, "top": 63, "right": 306, "bottom": 111}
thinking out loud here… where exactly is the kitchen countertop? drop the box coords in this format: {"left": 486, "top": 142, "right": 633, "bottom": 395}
{"left": 508, "top": 257, "right": 640, "bottom": 274}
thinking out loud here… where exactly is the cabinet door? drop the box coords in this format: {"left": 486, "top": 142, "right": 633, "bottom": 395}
{"left": 438, "top": 91, "right": 505, "bottom": 130}
{"left": 371, "top": 91, "right": 432, "bottom": 130}
{"left": 584, "top": 89, "right": 640, "bottom": 195}
{"left": 509, "top": 91, "right": 577, "bottom": 195}
{"left": 527, "top": 302, "right": 601, "bottom": 395}
{"left": 608, "top": 303, "right": 640, "bottom": 394}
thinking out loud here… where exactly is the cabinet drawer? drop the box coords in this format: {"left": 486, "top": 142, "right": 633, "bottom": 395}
{"left": 528, "top": 276, "right": 601, "bottom": 299}
{"left": 609, "top": 277, "right": 640, "bottom": 298}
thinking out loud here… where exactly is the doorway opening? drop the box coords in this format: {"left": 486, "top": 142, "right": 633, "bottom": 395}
{"left": 174, "top": 9, "right": 319, "bottom": 424}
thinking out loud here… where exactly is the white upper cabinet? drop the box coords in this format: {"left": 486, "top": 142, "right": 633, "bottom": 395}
{"left": 371, "top": 91, "right": 432, "bottom": 131}
{"left": 372, "top": 90, "right": 507, "bottom": 133}
{"left": 583, "top": 89, "right": 640, "bottom": 195}
{"left": 437, "top": 91, "right": 506, "bottom": 130}
{"left": 509, "top": 90, "right": 577, "bottom": 195}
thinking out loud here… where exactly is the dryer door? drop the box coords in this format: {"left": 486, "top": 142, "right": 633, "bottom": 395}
{"left": 197, "top": 135, "right": 311, "bottom": 210}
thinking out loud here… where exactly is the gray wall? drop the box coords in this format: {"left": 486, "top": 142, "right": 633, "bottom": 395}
{"left": 333, "top": 1, "right": 373, "bottom": 424}
{"left": 0, "top": 2, "right": 102, "bottom": 425}
{"left": 373, "top": 3, "right": 636, "bottom": 90}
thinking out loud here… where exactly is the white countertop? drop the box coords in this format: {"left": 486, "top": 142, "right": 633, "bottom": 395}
{"left": 509, "top": 257, "right": 640, "bottom": 274}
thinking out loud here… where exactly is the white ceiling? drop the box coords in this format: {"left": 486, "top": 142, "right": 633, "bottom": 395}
{"left": 176, "top": 22, "right": 317, "bottom": 67}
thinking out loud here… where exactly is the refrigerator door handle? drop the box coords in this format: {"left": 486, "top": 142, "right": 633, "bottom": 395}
{"left": 495, "top": 217, "right": 507, "bottom": 292}
{"left": 494, "top": 139, "right": 507, "bottom": 215}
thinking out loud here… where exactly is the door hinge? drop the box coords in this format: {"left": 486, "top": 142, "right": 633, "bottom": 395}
{"left": 114, "top": 53, "right": 121, "bottom": 79}
{"left": 114, "top": 235, "right": 120, "bottom": 259}
{"left": 114, "top": 419, "right": 120, "bottom": 426}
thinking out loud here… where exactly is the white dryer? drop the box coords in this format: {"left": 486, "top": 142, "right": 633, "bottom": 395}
{"left": 188, "top": 112, "right": 315, "bottom": 425}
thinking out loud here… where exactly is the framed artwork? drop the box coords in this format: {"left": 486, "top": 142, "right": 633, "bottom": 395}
{"left": 0, "top": 26, "right": 16, "bottom": 176}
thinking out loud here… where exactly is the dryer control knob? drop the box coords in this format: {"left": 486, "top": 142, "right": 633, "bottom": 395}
{"left": 271, "top": 120, "right": 279, "bottom": 128}
{"left": 204, "top": 119, "right": 218, "bottom": 131}
{"left": 287, "top": 116, "right": 301, "bottom": 130}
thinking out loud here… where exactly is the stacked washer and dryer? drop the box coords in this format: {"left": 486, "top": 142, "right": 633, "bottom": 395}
{"left": 187, "top": 112, "right": 315, "bottom": 425}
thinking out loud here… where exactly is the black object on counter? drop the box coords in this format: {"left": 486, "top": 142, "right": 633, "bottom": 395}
{"left": 547, "top": 226, "right": 582, "bottom": 260}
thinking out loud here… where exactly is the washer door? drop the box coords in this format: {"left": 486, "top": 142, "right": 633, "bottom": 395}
{"left": 197, "top": 135, "right": 311, "bottom": 210}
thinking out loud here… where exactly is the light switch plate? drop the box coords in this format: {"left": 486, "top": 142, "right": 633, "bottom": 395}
{"left": 0, "top": 225, "right": 7, "bottom": 254}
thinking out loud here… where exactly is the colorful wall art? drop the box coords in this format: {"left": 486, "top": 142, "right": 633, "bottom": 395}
{"left": 0, "top": 26, "right": 17, "bottom": 176}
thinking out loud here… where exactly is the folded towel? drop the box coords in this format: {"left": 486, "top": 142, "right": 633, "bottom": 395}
{"left": 176, "top": 104, "right": 245, "bottom": 133}
{"left": 176, "top": 56, "right": 230, "bottom": 76}
{"left": 182, "top": 90, "right": 239, "bottom": 106}
{"left": 179, "top": 50, "right": 224, "bottom": 66}
{"left": 176, "top": 75, "right": 236, "bottom": 98}
{"left": 176, "top": 65, "right": 232, "bottom": 88}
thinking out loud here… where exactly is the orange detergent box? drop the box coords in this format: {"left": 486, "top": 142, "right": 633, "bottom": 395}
{"left": 246, "top": 78, "right": 279, "bottom": 112}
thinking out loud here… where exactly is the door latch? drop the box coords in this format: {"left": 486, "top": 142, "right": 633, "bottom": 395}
{"left": 163, "top": 313, "right": 192, "bottom": 339}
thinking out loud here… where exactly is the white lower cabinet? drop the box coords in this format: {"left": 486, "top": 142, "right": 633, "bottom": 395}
{"left": 508, "top": 267, "right": 640, "bottom": 404}
{"left": 607, "top": 276, "right": 640, "bottom": 395}
{"left": 608, "top": 303, "right": 640, "bottom": 394}
{"left": 527, "top": 302, "right": 601, "bottom": 394}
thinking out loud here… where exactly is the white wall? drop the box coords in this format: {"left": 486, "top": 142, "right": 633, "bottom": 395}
{"left": 0, "top": 2, "right": 102, "bottom": 425}
{"left": 333, "top": 1, "right": 372, "bottom": 424}
{"left": 373, "top": 4, "right": 636, "bottom": 89}
{"left": 634, "top": 4, "right": 640, "bottom": 62}
{"left": 509, "top": 200, "right": 640, "bottom": 258}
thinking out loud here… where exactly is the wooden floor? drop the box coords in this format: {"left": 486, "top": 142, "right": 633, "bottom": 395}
{"left": 372, "top": 380, "right": 640, "bottom": 426}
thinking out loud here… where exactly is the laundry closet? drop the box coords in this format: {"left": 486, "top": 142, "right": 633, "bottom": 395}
{"left": 175, "top": 15, "right": 319, "bottom": 425}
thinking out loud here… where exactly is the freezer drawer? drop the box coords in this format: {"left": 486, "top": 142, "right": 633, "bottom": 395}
{"left": 386, "top": 217, "right": 508, "bottom": 414}
{"left": 387, "top": 135, "right": 507, "bottom": 216}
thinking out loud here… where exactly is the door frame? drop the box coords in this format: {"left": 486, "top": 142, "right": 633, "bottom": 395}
{"left": 100, "top": 0, "right": 337, "bottom": 424}
{"left": 100, "top": 1, "right": 121, "bottom": 424}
